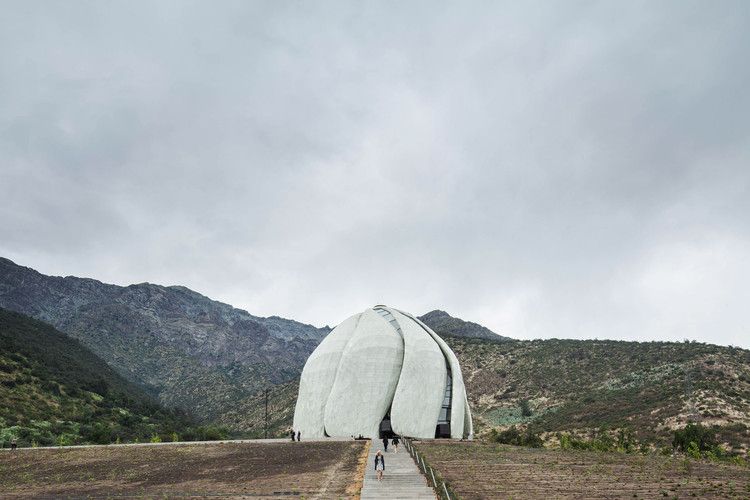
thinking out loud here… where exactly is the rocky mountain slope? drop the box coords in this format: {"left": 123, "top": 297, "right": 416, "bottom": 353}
{"left": 0, "top": 257, "right": 329, "bottom": 424}
{"left": 419, "top": 309, "right": 509, "bottom": 341}
{"left": 0, "top": 308, "right": 192, "bottom": 446}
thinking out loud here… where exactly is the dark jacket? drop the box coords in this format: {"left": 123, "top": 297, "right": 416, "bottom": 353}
{"left": 374, "top": 454, "right": 385, "bottom": 470}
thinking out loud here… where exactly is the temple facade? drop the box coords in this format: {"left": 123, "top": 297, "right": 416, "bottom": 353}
{"left": 293, "top": 305, "right": 473, "bottom": 439}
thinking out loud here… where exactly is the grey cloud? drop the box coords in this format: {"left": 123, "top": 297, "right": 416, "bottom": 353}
{"left": 1, "top": 1, "right": 749, "bottom": 347}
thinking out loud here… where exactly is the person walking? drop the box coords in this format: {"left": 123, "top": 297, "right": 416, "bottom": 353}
{"left": 10, "top": 438, "right": 17, "bottom": 451}
{"left": 296, "top": 430, "right": 301, "bottom": 442}
{"left": 391, "top": 436, "right": 400, "bottom": 453}
{"left": 382, "top": 436, "right": 388, "bottom": 452}
{"left": 290, "top": 429, "right": 295, "bottom": 442}
{"left": 374, "top": 450, "right": 385, "bottom": 481}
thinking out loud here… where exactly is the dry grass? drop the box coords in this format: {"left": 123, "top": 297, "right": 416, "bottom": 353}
{"left": 416, "top": 440, "right": 750, "bottom": 499}
{"left": 347, "top": 439, "right": 371, "bottom": 498}
{"left": 0, "top": 441, "right": 366, "bottom": 498}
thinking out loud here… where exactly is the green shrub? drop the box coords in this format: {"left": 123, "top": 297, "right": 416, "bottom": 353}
{"left": 560, "top": 433, "right": 572, "bottom": 450}
{"left": 687, "top": 441, "right": 701, "bottom": 459}
{"left": 617, "top": 428, "right": 636, "bottom": 453}
{"left": 556, "top": 429, "right": 637, "bottom": 453}
{"left": 191, "top": 425, "right": 229, "bottom": 441}
{"left": 520, "top": 399, "right": 533, "bottom": 417}
{"left": 672, "top": 423, "right": 717, "bottom": 453}
{"left": 490, "top": 426, "right": 543, "bottom": 448}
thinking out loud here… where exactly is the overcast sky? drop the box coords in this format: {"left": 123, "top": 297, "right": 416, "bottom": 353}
{"left": 1, "top": 1, "right": 749, "bottom": 347}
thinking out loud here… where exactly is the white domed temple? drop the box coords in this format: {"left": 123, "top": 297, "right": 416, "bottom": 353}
{"left": 293, "top": 305, "right": 473, "bottom": 439}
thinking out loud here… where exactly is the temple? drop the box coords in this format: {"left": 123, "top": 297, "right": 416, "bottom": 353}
{"left": 293, "top": 305, "right": 473, "bottom": 439}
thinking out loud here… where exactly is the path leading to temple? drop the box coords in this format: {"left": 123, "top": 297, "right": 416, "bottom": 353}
{"left": 360, "top": 440, "right": 435, "bottom": 499}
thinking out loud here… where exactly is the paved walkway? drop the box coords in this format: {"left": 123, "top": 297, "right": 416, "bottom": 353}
{"left": 361, "top": 440, "right": 435, "bottom": 499}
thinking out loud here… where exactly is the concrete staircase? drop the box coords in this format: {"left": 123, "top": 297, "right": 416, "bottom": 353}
{"left": 360, "top": 440, "right": 436, "bottom": 499}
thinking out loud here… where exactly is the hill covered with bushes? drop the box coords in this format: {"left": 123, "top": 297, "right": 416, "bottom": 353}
{"left": 452, "top": 336, "right": 750, "bottom": 453}
{"left": 0, "top": 308, "right": 212, "bottom": 447}
{"left": 239, "top": 335, "right": 750, "bottom": 454}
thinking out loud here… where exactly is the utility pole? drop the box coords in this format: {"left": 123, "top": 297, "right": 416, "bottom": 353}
{"left": 264, "top": 388, "right": 270, "bottom": 439}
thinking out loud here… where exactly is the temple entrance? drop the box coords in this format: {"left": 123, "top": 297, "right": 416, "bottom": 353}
{"left": 435, "top": 364, "right": 453, "bottom": 438}
{"left": 435, "top": 423, "right": 451, "bottom": 438}
{"left": 379, "top": 408, "right": 396, "bottom": 439}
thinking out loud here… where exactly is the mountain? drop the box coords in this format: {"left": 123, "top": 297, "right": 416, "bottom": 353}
{"left": 452, "top": 336, "right": 750, "bottom": 453}
{"left": 0, "top": 308, "right": 193, "bottom": 447}
{"left": 2, "top": 257, "right": 747, "bottom": 451}
{"left": 227, "top": 336, "right": 750, "bottom": 452}
{"left": 419, "top": 309, "right": 509, "bottom": 341}
{"left": 0, "top": 257, "right": 329, "bottom": 426}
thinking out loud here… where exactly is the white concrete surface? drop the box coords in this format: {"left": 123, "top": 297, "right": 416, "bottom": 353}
{"left": 390, "top": 309, "right": 446, "bottom": 438}
{"left": 463, "top": 390, "right": 474, "bottom": 438}
{"left": 293, "top": 312, "right": 360, "bottom": 437}
{"left": 324, "top": 309, "right": 404, "bottom": 438}
{"left": 292, "top": 305, "right": 473, "bottom": 440}
{"left": 408, "top": 311, "right": 469, "bottom": 439}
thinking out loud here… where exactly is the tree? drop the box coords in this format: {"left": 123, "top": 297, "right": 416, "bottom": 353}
{"left": 672, "top": 423, "right": 716, "bottom": 453}
{"left": 520, "top": 399, "right": 533, "bottom": 417}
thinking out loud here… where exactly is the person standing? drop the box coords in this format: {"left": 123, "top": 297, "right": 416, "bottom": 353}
{"left": 391, "top": 436, "right": 399, "bottom": 453}
{"left": 296, "top": 430, "right": 301, "bottom": 442}
{"left": 374, "top": 450, "right": 385, "bottom": 481}
{"left": 290, "top": 429, "right": 295, "bottom": 442}
{"left": 10, "top": 438, "right": 17, "bottom": 451}
{"left": 382, "top": 436, "right": 388, "bottom": 452}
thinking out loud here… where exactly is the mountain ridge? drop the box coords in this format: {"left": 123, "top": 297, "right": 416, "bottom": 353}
{"left": 419, "top": 309, "right": 510, "bottom": 341}
{"left": 0, "top": 257, "right": 329, "bottom": 424}
{"left": 0, "top": 257, "right": 327, "bottom": 336}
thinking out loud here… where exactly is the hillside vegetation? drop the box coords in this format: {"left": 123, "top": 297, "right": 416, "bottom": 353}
{"left": 451, "top": 336, "right": 750, "bottom": 452}
{"left": 237, "top": 336, "right": 750, "bottom": 453}
{"left": 0, "top": 257, "right": 328, "bottom": 425}
{"left": 0, "top": 308, "right": 198, "bottom": 447}
{"left": 215, "top": 379, "right": 300, "bottom": 438}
